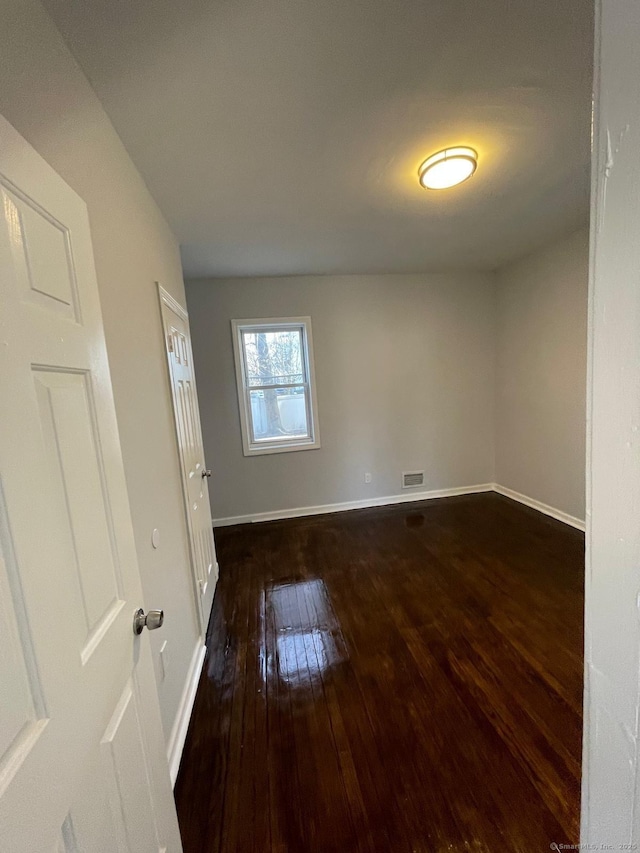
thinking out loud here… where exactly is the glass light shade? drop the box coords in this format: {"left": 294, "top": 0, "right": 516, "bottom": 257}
{"left": 418, "top": 147, "right": 478, "bottom": 190}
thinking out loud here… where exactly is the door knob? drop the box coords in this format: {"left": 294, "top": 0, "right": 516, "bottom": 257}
{"left": 202, "top": 469, "right": 212, "bottom": 478}
{"left": 133, "top": 608, "right": 164, "bottom": 635}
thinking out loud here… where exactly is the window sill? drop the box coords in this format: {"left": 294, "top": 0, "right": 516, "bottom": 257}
{"left": 243, "top": 439, "right": 322, "bottom": 457}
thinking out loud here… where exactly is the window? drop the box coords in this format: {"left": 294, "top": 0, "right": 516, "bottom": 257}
{"left": 231, "top": 317, "right": 321, "bottom": 456}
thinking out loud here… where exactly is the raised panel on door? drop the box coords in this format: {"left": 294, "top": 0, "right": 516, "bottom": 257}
{"left": 0, "top": 481, "right": 48, "bottom": 802}
{"left": 32, "top": 368, "right": 126, "bottom": 662}
{"left": 2, "top": 184, "right": 80, "bottom": 321}
{"left": 101, "top": 677, "right": 165, "bottom": 853}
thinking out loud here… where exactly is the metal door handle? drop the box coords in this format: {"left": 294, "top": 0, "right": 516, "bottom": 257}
{"left": 202, "top": 469, "right": 212, "bottom": 478}
{"left": 133, "top": 608, "right": 164, "bottom": 635}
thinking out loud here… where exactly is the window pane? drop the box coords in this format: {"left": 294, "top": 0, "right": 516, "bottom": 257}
{"left": 243, "top": 329, "right": 304, "bottom": 387}
{"left": 249, "top": 386, "right": 309, "bottom": 443}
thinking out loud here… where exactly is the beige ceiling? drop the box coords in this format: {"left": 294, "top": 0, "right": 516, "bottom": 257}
{"left": 43, "top": 0, "right": 594, "bottom": 278}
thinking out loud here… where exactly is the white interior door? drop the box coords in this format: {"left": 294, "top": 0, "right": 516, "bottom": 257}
{"left": 0, "top": 115, "right": 182, "bottom": 852}
{"left": 159, "top": 288, "right": 218, "bottom": 634}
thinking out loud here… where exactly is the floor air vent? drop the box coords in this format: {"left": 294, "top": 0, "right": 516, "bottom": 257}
{"left": 402, "top": 471, "right": 424, "bottom": 489}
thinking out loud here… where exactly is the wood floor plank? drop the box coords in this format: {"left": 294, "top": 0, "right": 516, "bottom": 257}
{"left": 175, "top": 493, "right": 584, "bottom": 852}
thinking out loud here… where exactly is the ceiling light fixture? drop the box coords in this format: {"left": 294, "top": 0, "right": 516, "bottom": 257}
{"left": 418, "top": 146, "right": 478, "bottom": 190}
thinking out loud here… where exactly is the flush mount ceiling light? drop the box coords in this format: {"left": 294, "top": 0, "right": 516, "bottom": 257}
{"left": 418, "top": 146, "right": 478, "bottom": 190}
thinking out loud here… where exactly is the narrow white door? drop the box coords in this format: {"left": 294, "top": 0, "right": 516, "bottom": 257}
{"left": 159, "top": 288, "right": 218, "bottom": 633}
{"left": 0, "top": 116, "right": 183, "bottom": 852}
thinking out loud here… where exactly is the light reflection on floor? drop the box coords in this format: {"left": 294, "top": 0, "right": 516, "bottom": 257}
{"left": 266, "top": 578, "right": 345, "bottom": 686}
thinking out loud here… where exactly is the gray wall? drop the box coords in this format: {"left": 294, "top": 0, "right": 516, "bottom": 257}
{"left": 495, "top": 228, "right": 589, "bottom": 520}
{"left": 0, "top": 0, "right": 202, "bottom": 744}
{"left": 189, "top": 232, "right": 589, "bottom": 525}
{"left": 187, "top": 273, "right": 497, "bottom": 522}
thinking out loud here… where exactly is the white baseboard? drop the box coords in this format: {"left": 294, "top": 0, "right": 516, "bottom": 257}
{"left": 212, "top": 483, "right": 494, "bottom": 527}
{"left": 212, "top": 482, "right": 586, "bottom": 532}
{"left": 167, "top": 640, "right": 206, "bottom": 787}
{"left": 492, "top": 483, "right": 586, "bottom": 531}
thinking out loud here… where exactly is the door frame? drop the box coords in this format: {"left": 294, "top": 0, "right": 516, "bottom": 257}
{"left": 582, "top": 0, "right": 640, "bottom": 844}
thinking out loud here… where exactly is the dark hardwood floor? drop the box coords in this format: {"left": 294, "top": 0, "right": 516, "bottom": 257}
{"left": 175, "top": 492, "right": 584, "bottom": 853}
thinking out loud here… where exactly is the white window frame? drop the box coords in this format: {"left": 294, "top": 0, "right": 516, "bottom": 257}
{"left": 231, "top": 316, "right": 321, "bottom": 456}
